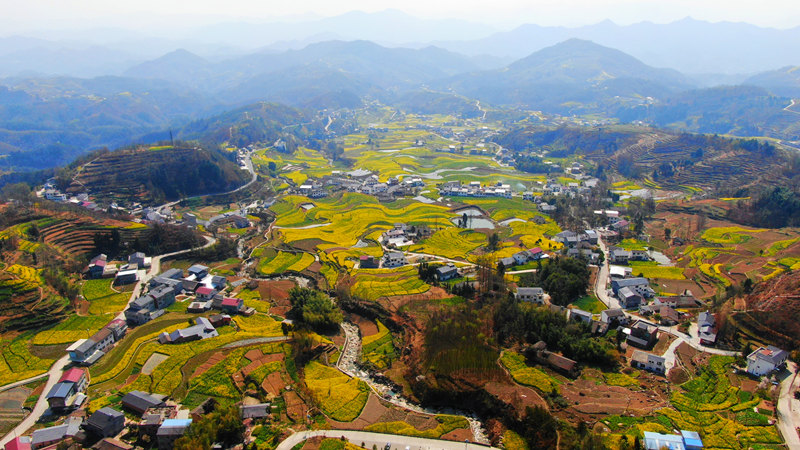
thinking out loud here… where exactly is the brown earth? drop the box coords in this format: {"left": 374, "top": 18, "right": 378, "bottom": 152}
{"left": 349, "top": 314, "right": 379, "bottom": 337}
{"left": 284, "top": 390, "right": 307, "bottom": 422}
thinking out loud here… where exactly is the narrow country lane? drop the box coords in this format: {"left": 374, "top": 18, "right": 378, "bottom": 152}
{"left": 0, "top": 356, "right": 70, "bottom": 447}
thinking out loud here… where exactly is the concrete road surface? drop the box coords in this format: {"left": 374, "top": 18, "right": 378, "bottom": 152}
{"left": 276, "top": 430, "right": 499, "bottom": 450}
{"left": 0, "top": 355, "right": 70, "bottom": 447}
{"left": 777, "top": 362, "right": 800, "bottom": 448}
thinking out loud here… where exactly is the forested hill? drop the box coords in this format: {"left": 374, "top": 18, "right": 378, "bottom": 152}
{"left": 67, "top": 145, "right": 250, "bottom": 205}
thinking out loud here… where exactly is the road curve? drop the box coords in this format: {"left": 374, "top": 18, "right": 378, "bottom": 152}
{"left": 276, "top": 430, "right": 499, "bottom": 450}
{"left": 0, "top": 355, "right": 70, "bottom": 447}
{"left": 776, "top": 362, "right": 800, "bottom": 448}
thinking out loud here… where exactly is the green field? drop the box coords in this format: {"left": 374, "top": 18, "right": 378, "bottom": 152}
{"left": 360, "top": 320, "right": 397, "bottom": 370}
{"left": 571, "top": 295, "right": 607, "bottom": 313}
{"left": 500, "top": 351, "right": 561, "bottom": 393}
{"left": 407, "top": 227, "right": 486, "bottom": 260}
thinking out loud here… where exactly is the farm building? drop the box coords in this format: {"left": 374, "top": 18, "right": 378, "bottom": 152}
{"left": 121, "top": 391, "right": 166, "bottom": 415}
{"left": 618, "top": 287, "right": 643, "bottom": 309}
{"left": 697, "top": 311, "right": 717, "bottom": 345}
{"left": 382, "top": 251, "right": 407, "bottom": 268}
{"left": 626, "top": 320, "right": 659, "bottom": 349}
{"left": 746, "top": 346, "right": 789, "bottom": 376}
{"left": 600, "top": 308, "right": 628, "bottom": 326}
{"left": 569, "top": 308, "right": 593, "bottom": 324}
{"left": 515, "top": 287, "right": 545, "bottom": 303}
{"left": 85, "top": 407, "right": 125, "bottom": 438}
{"left": 157, "top": 419, "right": 192, "bottom": 450}
{"left": 30, "top": 417, "right": 82, "bottom": 449}
{"left": 240, "top": 403, "right": 271, "bottom": 419}
{"left": 114, "top": 268, "right": 138, "bottom": 285}
{"left": 435, "top": 264, "right": 459, "bottom": 281}
{"left": 631, "top": 350, "right": 666, "bottom": 374}
{"left": 158, "top": 317, "right": 219, "bottom": 344}
{"left": 611, "top": 277, "right": 655, "bottom": 298}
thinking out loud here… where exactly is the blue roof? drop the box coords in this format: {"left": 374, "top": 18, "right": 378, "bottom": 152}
{"left": 46, "top": 382, "right": 75, "bottom": 399}
{"left": 680, "top": 430, "right": 703, "bottom": 448}
{"left": 161, "top": 418, "right": 192, "bottom": 428}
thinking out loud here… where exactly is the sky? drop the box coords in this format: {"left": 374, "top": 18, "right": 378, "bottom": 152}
{"left": 2, "top": 0, "right": 799, "bottom": 34}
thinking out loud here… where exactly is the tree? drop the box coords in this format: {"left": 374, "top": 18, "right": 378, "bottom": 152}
{"left": 521, "top": 406, "right": 558, "bottom": 449}
{"left": 488, "top": 232, "right": 500, "bottom": 251}
{"left": 288, "top": 287, "right": 342, "bottom": 333}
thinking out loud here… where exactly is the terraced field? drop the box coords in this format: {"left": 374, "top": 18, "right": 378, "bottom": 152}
{"left": 304, "top": 361, "right": 369, "bottom": 422}
{"left": 256, "top": 249, "right": 315, "bottom": 275}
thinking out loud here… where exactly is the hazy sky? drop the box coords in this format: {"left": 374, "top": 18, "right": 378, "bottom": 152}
{"left": 2, "top": 0, "right": 800, "bottom": 33}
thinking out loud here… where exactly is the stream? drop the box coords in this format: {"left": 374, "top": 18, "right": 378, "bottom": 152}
{"left": 337, "top": 322, "right": 490, "bottom": 444}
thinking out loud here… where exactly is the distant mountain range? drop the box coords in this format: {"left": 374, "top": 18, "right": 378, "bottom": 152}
{"left": 0, "top": 36, "right": 799, "bottom": 172}
{"left": 2, "top": 13, "right": 800, "bottom": 77}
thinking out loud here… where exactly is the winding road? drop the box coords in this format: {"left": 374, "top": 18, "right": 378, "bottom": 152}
{"left": 0, "top": 234, "right": 217, "bottom": 446}
{"left": 776, "top": 362, "right": 800, "bottom": 448}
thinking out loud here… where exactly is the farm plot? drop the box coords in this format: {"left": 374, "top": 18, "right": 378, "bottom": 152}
{"left": 350, "top": 266, "right": 431, "bottom": 301}
{"left": 273, "top": 194, "right": 454, "bottom": 249}
{"left": 407, "top": 227, "right": 486, "bottom": 260}
{"left": 364, "top": 415, "right": 470, "bottom": 439}
{"left": 500, "top": 351, "right": 561, "bottom": 393}
{"left": 304, "top": 361, "right": 369, "bottom": 422}
{"left": 83, "top": 279, "right": 130, "bottom": 315}
{"left": 256, "top": 250, "right": 315, "bottom": 275}
{"left": 0, "top": 333, "right": 54, "bottom": 385}
{"left": 628, "top": 262, "right": 686, "bottom": 280}
{"left": 31, "top": 314, "right": 110, "bottom": 346}
{"left": 360, "top": 321, "right": 397, "bottom": 370}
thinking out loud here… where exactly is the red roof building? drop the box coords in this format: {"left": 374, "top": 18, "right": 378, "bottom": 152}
{"left": 4, "top": 436, "right": 31, "bottom": 450}
{"left": 59, "top": 368, "right": 86, "bottom": 384}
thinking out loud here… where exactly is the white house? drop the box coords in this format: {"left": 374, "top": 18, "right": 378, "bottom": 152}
{"left": 746, "top": 346, "right": 789, "bottom": 376}
{"left": 631, "top": 350, "right": 666, "bottom": 374}
{"left": 516, "top": 287, "right": 545, "bottom": 303}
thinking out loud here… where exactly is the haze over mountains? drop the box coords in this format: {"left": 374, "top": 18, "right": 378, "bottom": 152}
{"left": 1, "top": 10, "right": 800, "bottom": 172}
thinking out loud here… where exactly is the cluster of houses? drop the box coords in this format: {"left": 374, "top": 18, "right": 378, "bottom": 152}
{"left": 438, "top": 181, "right": 513, "bottom": 199}
{"left": 498, "top": 246, "right": 547, "bottom": 270}
{"left": 37, "top": 180, "right": 105, "bottom": 213}
{"left": 380, "top": 223, "right": 432, "bottom": 248}
{"left": 86, "top": 252, "right": 151, "bottom": 285}
{"left": 295, "top": 170, "right": 424, "bottom": 201}
{"left": 123, "top": 264, "right": 251, "bottom": 329}
{"left": 8, "top": 385, "right": 274, "bottom": 450}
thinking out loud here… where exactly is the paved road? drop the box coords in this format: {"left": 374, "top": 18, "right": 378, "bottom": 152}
{"left": 276, "top": 430, "right": 499, "bottom": 450}
{"left": 594, "top": 237, "right": 620, "bottom": 309}
{"left": 776, "top": 362, "right": 800, "bottom": 448}
{"left": 0, "top": 373, "right": 49, "bottom": 394}
{"left": 0, "top": 355, "right": 70, "bottom": 447}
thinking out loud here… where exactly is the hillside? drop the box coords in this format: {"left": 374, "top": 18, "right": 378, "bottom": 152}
{"left": 614, "top": 85, "right": 800, "bottom": 140}
{"left": 443, "top": 39, "right": 693, "bottom": 113}
{"left": 728, "top": 270, "right": 800, "bottom": 350}
{"left": 495, "top": 125, "right": 788, "bottom": 191}
{"left": 744, "top": 66, "right": 800, "bottom": 98}
{"left": 69, "top": 146, "right": 249, "bottom": 204}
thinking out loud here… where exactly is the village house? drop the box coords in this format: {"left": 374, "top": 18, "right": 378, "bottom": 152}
{"left": 30, "top": 417, "right": 82, "bottom": 449}
{"left": 435, "top": 263, "right": 460, "bottom": 281}
{"left": 626, "top": 320, "right": 659, "bottom": 349}
{"left": 530, "top": 341, "right": 580, "bottom": 377}
{"left": 240, "top": 403, "right": 271, "bottom": 420}
{"left": 618, "top": 287, "right": 644, "bottom": 309}
{"left": 600, "top": 308, "right": 629, "bottom": 327}
{"left": 187, "top": 264, "right": 209, "bottom": 280}
{"left": 657, "top": 305, "right": 681, "bottom": 326}
{"left": 609, "top": 265, "right": 633, "bottom": 279}
{"left": 515, "top": 287, "right": 545, "bottom": 303}
{"left": 85, "top": 407, "right": 125, "bottom": 438}
{"left": 653, "top": 290, "right": 702, "bottom": 309}
{"left": 644, "top": 430, "right": 704, "bottom": 450}
{"left": 611, "top": 277, "right": 655, "bottom": 298}
{"left": 631, "top": 350, "right": 666, "bottom": 374}
{"left": 697, "top": 311, "right": 717, "bottom": 345}
{"left": 158, "top": 317, "right": 219, "bottom": 344}
{"left": 608, "top": 247, "right": 632, "bottom": 264}
{"left": 746, "top": 346, "right": 789, "bottom": 376}
{"left": 114, "top": 268, "right": 138, "bottom": 286}
{"left": 195, "top": 286, "right": 218, "bottom": 301}
{"left": 157, "top": 419, "right": 192, "bottom": 450}
{"left": 128, "top": 252, "right": 151, "bottom": 269}
{"left": 382, "top": 251, "right": 407, "bottom": 268}
{"left": 569, "top": 308, "right": 593, "bottom": 324}
{"left": 121, "top": 391, "right": 166, "bottom": 416}
{"left": 359, "top": 255, "right": 380, "bottom": 269}
{"left": 220, "top": 297, "right": 244, "bottom": 314}
{"left": 66, "top": 326, "right": 116, "bottom": 365}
